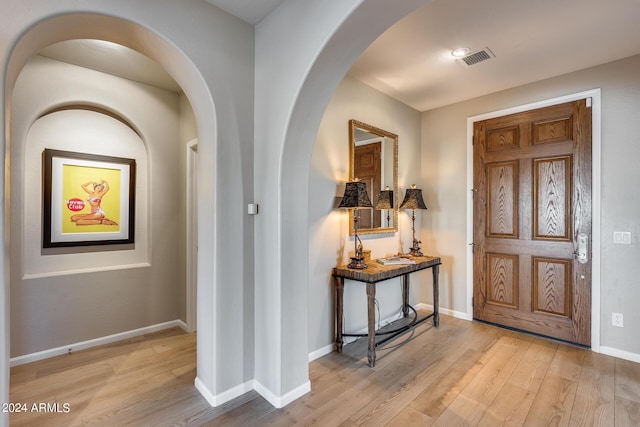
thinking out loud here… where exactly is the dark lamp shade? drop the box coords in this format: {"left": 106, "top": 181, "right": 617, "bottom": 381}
{"left": 400, "top": 186, "right": 427, "bottom": 210}
{"left": 375, "top": 188, "right": 394, "bottom": 210}
{"left": 338, "top": 181, "right": 373, "bottom": 209}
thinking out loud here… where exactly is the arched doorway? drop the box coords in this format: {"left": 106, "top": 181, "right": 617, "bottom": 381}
{"left": 0, "top": 9, "right": 250, "bottom": 420}
{"left": 253, "top": 0, "right": 431, "bottom": 404}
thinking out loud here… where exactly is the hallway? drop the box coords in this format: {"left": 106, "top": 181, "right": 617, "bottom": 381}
{"left": 10, "top": 317, "right": 640, "bottom": 426}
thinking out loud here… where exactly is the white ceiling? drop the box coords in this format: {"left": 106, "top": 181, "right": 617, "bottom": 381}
{"left": 349, "top": 0, "right": 640, "bottom": 111}
{"left": 37, "top": 0, "right": 640, "bottom": 112}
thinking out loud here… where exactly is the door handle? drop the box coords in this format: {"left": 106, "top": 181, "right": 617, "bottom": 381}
{"left": 575, "top": 233, "right": 588, "bottom": 264}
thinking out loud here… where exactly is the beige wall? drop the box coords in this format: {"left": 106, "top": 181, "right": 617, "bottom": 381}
{"left": 1, "top": 1, "right": 256, "bottom": 414}
{"left": 308, "top": 75, "right": 424, "bottom": 354}
{"left": 10, "top": 56, "right": 184, "bottom": 356}
{"left": 422, "top": 54, "right": 640, "bottom": 357}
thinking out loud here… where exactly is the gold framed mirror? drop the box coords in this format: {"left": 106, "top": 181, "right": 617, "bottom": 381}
{"left": 349, "top": 119, "right": 398, "bottom": 235}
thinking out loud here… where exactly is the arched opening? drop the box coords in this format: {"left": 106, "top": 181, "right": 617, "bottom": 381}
{"left": 1, "top": 11, "right": 230, "bottom": 419}
{"left": 253, "top": 0, "right": 431, "bottom": 403}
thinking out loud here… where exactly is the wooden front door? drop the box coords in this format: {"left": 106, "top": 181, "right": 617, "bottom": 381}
{"left": 473, "top": 99, "right": 592, "bottom": 346}
{"left": 354, "top": 142, "right": 382, "bottom": 228}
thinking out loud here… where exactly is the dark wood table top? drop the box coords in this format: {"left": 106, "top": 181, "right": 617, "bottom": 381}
{"left": 333, "top": 255, "right": 441, "bottom": 283}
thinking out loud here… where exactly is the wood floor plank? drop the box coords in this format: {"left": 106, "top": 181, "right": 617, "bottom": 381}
{"left": 386, "top": 405, "right": 435, "bottom": 426}
{"left": 287, "top": 315, "right": 456, "bottom": 425}
{"left": 476, "top": 382, "right": 534, "bottom": 427}
{"left": 546, "top": 344, "right": 587, "bottom": 381}
{"left": 459, "top": 335, "right": 530, "bottom": 406}
{"left": 408, "top": 347, "right": 488, "bottom": 419}
{"left": 433, "top": 393, "right": 488, "bottom": 426}
{"left": 204, "top": 394, "right": 280, "bottom": 427}
{"left": 507, "top": 339, "right": 557, "bottom": 392}
{"left": 568, "top": 351, "right": 615, "bottom": 427}
{"left": 9, "top": 317, "right": 640, "bottom": 426}
{"left": 615, "top": 395, "right": 640, "bottom": 427}
{"left": 346, "top": 318, "right": 483, "bottom": 425}
{"left": 523, "top": 374, "right": 578, "bottom": 426}
{"left": 616, "top": 358, "right": 640, "bottom": 402}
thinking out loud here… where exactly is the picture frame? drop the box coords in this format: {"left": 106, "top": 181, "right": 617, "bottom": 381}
{"left": 42, "top": 149, "right": 136, "bottom": 248}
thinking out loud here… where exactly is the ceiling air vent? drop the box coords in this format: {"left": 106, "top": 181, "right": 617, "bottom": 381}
{"left": 460, "top": 48, "right": 495, "bottom": 67}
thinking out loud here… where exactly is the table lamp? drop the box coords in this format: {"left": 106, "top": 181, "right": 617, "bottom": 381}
{"left": 375, "top": 186, "right": 394, "bottom": 227}
{"left": 400, "top": 184, "right": 428, "bottom": 256}
{"left": 339, "top": 180, "right": 373, "bottom": 269}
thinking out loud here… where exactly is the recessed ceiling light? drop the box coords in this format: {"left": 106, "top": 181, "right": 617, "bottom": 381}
{"left": 451, "top": 47, "right": 470, "bottom": 58}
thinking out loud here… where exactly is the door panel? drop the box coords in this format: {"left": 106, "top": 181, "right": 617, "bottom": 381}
{"left": 533, "top": 116, "right": 573, "bottom": 145}
{"left": 473, "top": 99, "right": 592, "bottom": 346}
{"left": 532, "top": 257, "right": 571, "bottom": 317}
{"left": 486, "top": 252, "right": 519, "bottom": 309}
{"left": 487, "top": 126, "right": 519, "bottom": 152}
{"left": 487, "top": 161, "right": 518, "bottom": 238}
{"left": 354, "top": 142, "right": 381, "bottom": 228}
{"left": 533, "top": 156, "right": 571, "bottom": 240}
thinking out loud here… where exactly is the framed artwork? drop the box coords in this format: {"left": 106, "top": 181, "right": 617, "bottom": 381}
{"left": 42, "top": 149, "right": 136, "bottom": 248}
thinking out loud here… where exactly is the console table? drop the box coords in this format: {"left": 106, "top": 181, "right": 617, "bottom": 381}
{"left": 333, "top": 256, "right": 441, "bottom": 367}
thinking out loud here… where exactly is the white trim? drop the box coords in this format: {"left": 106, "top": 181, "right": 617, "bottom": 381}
{"left": 415, "top": 303, "right": 471, "bottom": 321}
{"left": 343, "top": 311, "right": 407, "bottom": 345}
{"left": 599, "top": 346, "right": 640, "bottom": 364}
{"left": 309, "top": 343, "right": 334, "bottom": 362}
{"left": 186, "top": 138, "right": 198, "bottom": 333}
{"left": 9, "top": 320, "right": 186, "bottom": 367}
{"left": 194, "top": 377, "right": 218, "bottom": 406}
{"left": 176, "top": 319, "right": 189, "bottom": 331}
{"left": 195, "top": 377, "right": 310, "bottom": 409}
{"left": 466, "top": 89, "right": 602, "bottom": 350}
{"left": 307, "top": 311, "right": 405, "bottom": 362}
{"left": 253, "top": 379, "right": 311, "bottom": 409}
{"left": 195, "top": 377, "right": 254, "bottom": 407}
{"left": 22, "top": 262, "right": 152, "bottom": 280}
{"left": 307, "top": 308, "right": 471, "bottom": 363}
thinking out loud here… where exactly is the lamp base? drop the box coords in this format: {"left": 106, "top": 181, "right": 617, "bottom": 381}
{"left": 407, "top": 238, "right": 423, "bottom": 257}
{"left": 407, "top": 248, "right": 424, "bottom": 257}
{"left": 347, "top": 256, "right": 367, "bottom": 269}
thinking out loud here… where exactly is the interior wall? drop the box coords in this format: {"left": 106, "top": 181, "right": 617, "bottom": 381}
{"left": 422, "top": 54, "right": 640, "bottom": 357}
{"left": 178, "top": 94, "right": 197, "bottom": 323}
{"left": 10, "top": 56, "right": 181, "bottom": 356}
{"left": 309, "top": 75, "right": 422, "bottom": 353}
{"left": 255, "top": 0, "right": 430, "bottom": 401}
{"left": 1, "top": 5, "right": 255, "bottom": 415}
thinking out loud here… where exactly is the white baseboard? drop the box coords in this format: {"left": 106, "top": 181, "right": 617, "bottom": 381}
{"left": 10, "top": 319, "right": 186, "bottom": 367}
{"left": 307, "top": 312, "right": 405, "bottom": 362}
{"left": 253, "top": 379, "right": 311, "bottom": 409}
{"left": 307, "top": 307, "right": 470, "bottom": 363}
{"left": 415, "top": 303, "right": 471, "bottom": 321}
{"left": 195, "top": 377, "right": 254, "bottom": 407}
{"left": 194, "top": 377, "right": 310, "bottom": 409}
{"left": 599, "top": 346, "right": 640, "bottom": 364}
{"left": 176, "top": 319, "right": 189, "bottom": 331}
{"left": 194, "top": 377, "right": 218, "bottom": 407}
{"left": 344, "top": 311, "right": 406, "bottom": 343}
{"left": 309, "top": 343, "right": 334, "bottom": 362}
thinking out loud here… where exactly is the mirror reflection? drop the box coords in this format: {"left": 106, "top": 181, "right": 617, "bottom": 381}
{"left": 349, "top": 119, "right": 398, "bottom": 235}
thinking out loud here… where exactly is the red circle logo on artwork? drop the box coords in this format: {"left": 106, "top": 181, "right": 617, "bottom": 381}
{"left": 66, "top": 198, "right": 85, "bottom": 212}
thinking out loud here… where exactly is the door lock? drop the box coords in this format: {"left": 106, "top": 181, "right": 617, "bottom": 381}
{"left": 575, "top": 233, "right": 588, "bottom": 264}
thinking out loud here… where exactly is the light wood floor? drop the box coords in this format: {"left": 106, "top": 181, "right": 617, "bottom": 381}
{"left": 9, "top": 316, "right": 640, "bottom": 426}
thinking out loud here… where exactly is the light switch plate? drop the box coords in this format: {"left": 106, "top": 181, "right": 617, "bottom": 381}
{"left": 613, "top": 231, "right": 631, "bottom": 244}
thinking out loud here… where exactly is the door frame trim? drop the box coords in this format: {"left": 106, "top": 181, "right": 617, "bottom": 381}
{"left": 466, "top": 89, "right": 601, "bottom": 351}
{"left": 186, "top": 138, "right": 198, "bottom": 333}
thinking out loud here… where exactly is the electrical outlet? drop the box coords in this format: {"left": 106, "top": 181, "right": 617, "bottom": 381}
{"left": 612, "top": 312, "right": 624, "bottom": 328}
